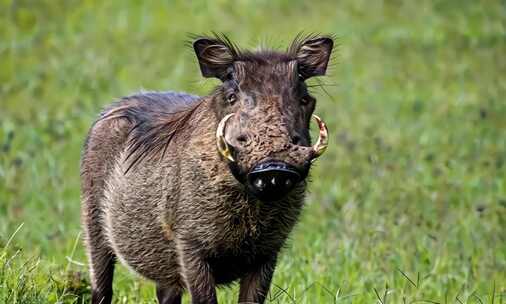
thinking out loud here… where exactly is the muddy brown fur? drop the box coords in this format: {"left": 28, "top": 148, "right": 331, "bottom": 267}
{"left": 81, "top": 34, "right": 333, "bottom": 304}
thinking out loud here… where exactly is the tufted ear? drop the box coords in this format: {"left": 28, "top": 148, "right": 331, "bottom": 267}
{"left": 193, "top": 37, "right": 236, "bottom": 81}
{"left": 294, "top": 36, "right": 333, "bottom": 80}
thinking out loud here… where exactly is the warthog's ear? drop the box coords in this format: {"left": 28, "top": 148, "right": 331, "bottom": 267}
{"left": 293, "top": 36, "right": 333, "bottom": 80}
{"left": 193, "top": 37, "right": 236, "bottom": 80}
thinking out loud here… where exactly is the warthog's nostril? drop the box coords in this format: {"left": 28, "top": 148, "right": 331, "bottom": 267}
{"left": 285, "top": 178, "right": 293, "bottom": 188}
{"left": 254, "top": 178, "right": 265, "bottom": 190}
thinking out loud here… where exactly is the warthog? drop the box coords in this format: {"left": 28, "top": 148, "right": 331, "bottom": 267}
{"left": 81, "top": 34, "right": 333, "bottom": 304}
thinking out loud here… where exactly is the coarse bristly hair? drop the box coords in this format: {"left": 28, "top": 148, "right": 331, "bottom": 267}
{"left": 189, "top": 32, "right": 336, "bottom": 65}
{"left": 99, "top": 91, "right": 202, "bottom": 174}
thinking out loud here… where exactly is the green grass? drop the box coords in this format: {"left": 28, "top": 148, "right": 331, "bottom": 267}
{"left": 1, "top": 0, "right": 505, "bottom": 303}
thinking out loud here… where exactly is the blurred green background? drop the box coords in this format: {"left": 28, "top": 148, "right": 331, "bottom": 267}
{"left": 1, "top": 0, "right": 505, "bottom": 303}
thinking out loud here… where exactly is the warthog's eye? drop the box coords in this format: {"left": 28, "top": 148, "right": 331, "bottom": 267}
{"left": 301, "top": 94, "right": 315, "bottom": 106}
{"left": 227, "top": 92, "right": 237, "bottom": 104}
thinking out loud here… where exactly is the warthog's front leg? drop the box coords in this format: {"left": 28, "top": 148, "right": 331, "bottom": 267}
{"left": 177, "top": 239, "right": 218, "bottom": 304}
{"left": 238, "top": 257, "right": 277, "bottom": 304}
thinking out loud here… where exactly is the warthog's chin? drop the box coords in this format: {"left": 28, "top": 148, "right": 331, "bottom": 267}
{"left": 245, "top": 160, "right": 306, "bottom": 202}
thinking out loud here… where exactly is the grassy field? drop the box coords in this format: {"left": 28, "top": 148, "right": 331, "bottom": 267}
{"left": 1, "top": 0, "right": 505, "bottom": 303}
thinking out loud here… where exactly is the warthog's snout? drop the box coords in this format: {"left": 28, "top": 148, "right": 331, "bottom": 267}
{"left": 217, "top": 113, "right": 328, "bottom": 201}
{"left": 247, "top": 160, "right": 306, "bottom": 201}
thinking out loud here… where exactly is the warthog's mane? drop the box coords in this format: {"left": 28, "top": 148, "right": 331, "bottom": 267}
{"left": 99, "top": 91, "right": 202, "bottom": 174}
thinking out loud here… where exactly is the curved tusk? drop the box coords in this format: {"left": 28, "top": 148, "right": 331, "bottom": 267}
{"left": 312, "top": 114, "right": 328, "bottom": 159}
{"left": 216, "top": 113, "right": 235, "bottom": 162}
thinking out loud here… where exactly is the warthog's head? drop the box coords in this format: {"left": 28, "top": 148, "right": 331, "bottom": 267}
{"left": 193, "top": 34, "right": 333, "bottom": 201}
